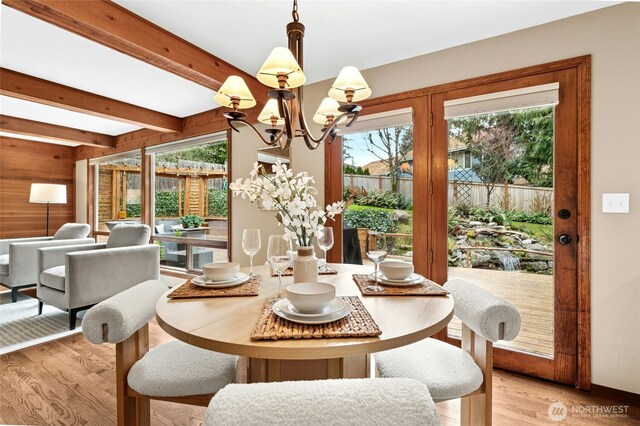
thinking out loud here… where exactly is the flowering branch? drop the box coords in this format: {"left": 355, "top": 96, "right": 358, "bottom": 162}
{"left": 230, "top": 160, "right": 345, "bottom": 247}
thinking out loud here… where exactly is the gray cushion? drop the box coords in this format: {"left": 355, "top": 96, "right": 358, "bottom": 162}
{"left": 205, "top": 378, "right": 441, "bottom": 426}
{"left": 52, "top": 223, "right": 91, "bottom": 240}
{"left": 376, "top": 338, "right": 484, "bottom": 402}
{"left": 106, "top": 224, "right": 151, "bottom": 249}
{"left": 0, "top": 254, "right": 9, "bottom": 275}
{"left": 40, "top": 265, "right": 66, "bottom": 291}
{"left": 127, "top": 340, "right": 238, "bottom": 397}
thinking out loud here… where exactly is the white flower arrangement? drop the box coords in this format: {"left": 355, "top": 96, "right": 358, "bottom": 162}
{"left": 229, "top": 160, "right": 345, "bottom": 247}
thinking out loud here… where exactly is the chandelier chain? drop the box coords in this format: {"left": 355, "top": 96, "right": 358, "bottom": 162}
{"left": 292, "top": 0, "right": 299, "bottom": 22}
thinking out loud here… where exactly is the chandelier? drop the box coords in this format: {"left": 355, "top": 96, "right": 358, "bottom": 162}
{"left": 214, "top": 0, "right": 372, "bottom": 150}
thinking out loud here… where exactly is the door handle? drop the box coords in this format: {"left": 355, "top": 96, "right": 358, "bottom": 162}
{"left": 557, "top": 234, "right": 572, "bottom": 245}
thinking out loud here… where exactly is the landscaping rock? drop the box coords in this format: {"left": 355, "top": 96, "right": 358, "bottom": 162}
{"left": 392, "top": 210, "right": 410, "bottom": 224}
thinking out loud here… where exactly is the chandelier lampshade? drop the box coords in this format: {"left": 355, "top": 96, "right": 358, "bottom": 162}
{"left": 257, "top": 47, "right": 306, "bottom": 89}
{"left": 313, "top": 97, "right": 342, "bottom": 126}
{"left": 213, "top": 76, "right": 257, "bottom": 110}
{"left": 216, "top": 0, "right": 371, "bottom": 150}
{"left": 258, "top": 99, "right": 286, "bottom": 126}
{"left": 328, "top": 66, "right": 372, "bottom": 104}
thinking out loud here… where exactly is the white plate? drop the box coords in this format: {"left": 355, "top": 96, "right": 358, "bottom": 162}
{"left": 368, "top": 272, "right": 425, "bottom": 286}
{"left": 273, "top": 299, "right": 352, "bottom": 325}
{"left": 192, "top": 273, "right": 250, "bottom": 288}
{"left": 275, "top": 298, "right": 347, "bottom": 318}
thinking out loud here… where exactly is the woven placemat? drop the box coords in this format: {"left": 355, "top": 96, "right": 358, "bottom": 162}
{"left": 250, "top": 296, "right": 381, "bottom": 341}
{"left": 352, "top": 274, "right": 449, "bottom": 297}
{"left": 271, "top": 265, "right": 338, "bottom": 277}
{"left": 167, "top": 275, "right": 262, "bottom": 299}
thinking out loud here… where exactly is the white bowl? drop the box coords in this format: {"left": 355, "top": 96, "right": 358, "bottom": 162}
{"left": 202, "top": 262, "right": 239, "bottom": 281}
{"left": 379, "top": 261, "right": 414, "bottom": 280}
{"left": 286, "top": 282, "right": 336, "bottom": 314}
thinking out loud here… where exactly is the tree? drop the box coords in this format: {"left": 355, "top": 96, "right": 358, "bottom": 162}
{"left": 357, "top": 125, "right": 413, "bottom": 192}
{"left": 450, "top": 114, "right": 518, "bottom": 208}
{"left": 156, "top": 141, "right": 228, "bottom": 164}
{"left": 449, "top": 107, "right": 554, "bottom": 207}
{"left": 343, "top": 164, "right": 370, "bottom": 175}
{"left": 512, "top": 108, "right": 553, "bottom": 187}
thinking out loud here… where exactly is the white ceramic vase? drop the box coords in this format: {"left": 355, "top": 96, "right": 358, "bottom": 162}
{"left": 293, "top": 246, "right": 318, "bottom": 283}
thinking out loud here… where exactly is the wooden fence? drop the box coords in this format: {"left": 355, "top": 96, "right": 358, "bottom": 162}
{"left": 344, "top": 174, "right": 553, "bottom": 214}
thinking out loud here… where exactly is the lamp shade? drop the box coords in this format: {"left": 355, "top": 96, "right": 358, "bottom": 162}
{"left": 328, "top": 66, "right": 372, "bottom": 103}
{"left": 29, "top": 183, "right": 67, "bottom": 204}
{"left": 214, "top": 76, "right": 257, "bottom": 109}
{"left": 258, "top": 99, "right": 286, "bottom": 126}
{"left": 257, "top": 47, "right": 306, "bottom": 89}
{"left": 313, "top": 97, "right": 342, "bottom": 125}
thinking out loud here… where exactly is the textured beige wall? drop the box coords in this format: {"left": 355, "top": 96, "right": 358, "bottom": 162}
{"left": 284, "top": 3, "right": 639, "bottom": 392}
{"left": 229, "top": 125, "right": 284, "bottom": 266}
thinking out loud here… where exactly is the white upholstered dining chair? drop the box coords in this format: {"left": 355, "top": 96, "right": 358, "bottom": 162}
{"left": 83, "top": 279, "right": 238, "bottom": 425}
{"left": 0, "top": 223, "right": 93, "bottom": 302}
{"left": 205, "top": 378, "right": 441, "bottom": 426}
{"left": 375, "top": 278, "right": 521, "bottom": 426}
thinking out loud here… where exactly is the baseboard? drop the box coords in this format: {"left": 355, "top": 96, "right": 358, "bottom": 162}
{"left": 591, "top": 384, "right": 640, "bottom": 405}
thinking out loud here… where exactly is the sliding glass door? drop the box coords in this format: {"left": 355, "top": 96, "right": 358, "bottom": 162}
{"left": 148, "top": 135, "right": 230, "bottom": 273}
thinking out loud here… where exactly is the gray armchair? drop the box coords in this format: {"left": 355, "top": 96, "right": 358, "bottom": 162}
{"left": 0, "top": 223, "right": 93, "bottom": 302}
{"left": 37, "top": 224, "right": 159, "bottom": 329}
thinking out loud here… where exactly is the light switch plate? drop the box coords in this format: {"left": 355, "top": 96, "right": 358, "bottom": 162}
{"left": 602, "top": 193, "right": 630, "bottom": 213}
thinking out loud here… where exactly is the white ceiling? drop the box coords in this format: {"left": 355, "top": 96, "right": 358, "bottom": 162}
{"left": 115, "top": 0, "right": 618, "bottom": 83}
{"left": 0, "top": 1, "right": 619, "bottom": 145}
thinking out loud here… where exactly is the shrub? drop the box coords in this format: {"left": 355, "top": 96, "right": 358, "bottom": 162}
{"left": 343, "top": 186, "right": 368, "bottom": 203}
{"left": 155, "top": 191, "right": 180, "bottom": 217}
{"left": 506, "top": 211, "right": 552, "bottom": 225}
{"left": 354, "top": 190, "right": 412, "bottom": 210}
{"left": 126, "top": 203, "right": 141, "bottom": 218}
{"left": 208, "top": 189, "right": 228, "bottom": 217}
{"left": 344, "top": 209, "right": 397, "bottom": 233}
{"left": 454, "top": 205, "right": 552, "bottom": 225}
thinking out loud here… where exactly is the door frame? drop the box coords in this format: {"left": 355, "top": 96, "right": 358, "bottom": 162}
{"left": 325, "top": 56, "right": 591, "bottom": 389}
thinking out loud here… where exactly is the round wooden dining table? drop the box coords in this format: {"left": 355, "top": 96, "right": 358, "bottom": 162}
{"left": 156, "top": 263, "right": 454, "bottom": 382}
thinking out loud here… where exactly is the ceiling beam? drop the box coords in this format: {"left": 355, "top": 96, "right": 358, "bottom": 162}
{"left": 3, "top": 0, "right": 267, "bottom": 101}
{"left": 0, "top": 115, "right": 115, "bottom": 148}
{"left": 0, "top": 68, "right": 182, "bottom": 133}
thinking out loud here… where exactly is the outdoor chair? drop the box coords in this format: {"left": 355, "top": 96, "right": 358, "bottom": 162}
{"left": 37, "top": 224, "right": 158, "bottom": 329}
{"left": 0, "top": 223, "right": 93, "bottom": 302}
{"left": 205, "top": 378, "right": 440, "bottom": 426}
{"left": 83, "top": 279, "right": 238, "bottom": 425}
{"left": 375, "top": 278, "right": 521, "bottom": 426}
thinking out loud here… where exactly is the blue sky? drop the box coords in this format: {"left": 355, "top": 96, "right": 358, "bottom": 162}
{"left": 343, "top": 136, "right": 381, "bottom": 167}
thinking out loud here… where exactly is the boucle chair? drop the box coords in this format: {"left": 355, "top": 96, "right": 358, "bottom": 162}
{"left": 0, "top": 223, "right": 93, "bottom": 302}
{"left": 83, "top": 279, "right": 238, "bottom": 425}
{"left": 375, "top": 278, "right": 521, "bottom": 426}
{"left": 205, "top": 378, "right": 441, "bottom": 426}
{"left": 37, "top": 224, "right": 158, "bottom": 329}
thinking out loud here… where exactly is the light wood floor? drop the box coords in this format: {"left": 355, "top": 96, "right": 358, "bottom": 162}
{"left": 448, "top": 267, "right": 554, "bottom": 357}
{"left": 1, "top": 319, "right": 638, "bottom": 426}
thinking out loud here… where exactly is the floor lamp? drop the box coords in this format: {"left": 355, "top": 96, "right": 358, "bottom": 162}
{"left": 29, "top": 183, "right": 67, "bottom": 236}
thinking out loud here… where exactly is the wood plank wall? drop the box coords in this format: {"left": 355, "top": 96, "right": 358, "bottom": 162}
{"left": 0, "top": 137, "right": 75, "bottom": 238}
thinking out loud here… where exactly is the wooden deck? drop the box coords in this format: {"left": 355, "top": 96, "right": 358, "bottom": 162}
{"left": 447, "top": 267, "right": 554, "bottom": 357}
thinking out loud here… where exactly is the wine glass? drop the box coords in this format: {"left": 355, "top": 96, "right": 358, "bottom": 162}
{"left": 242, "top": 229, "right": 261, "bottom": 278}
{"left": 267, "top": 234, "right": 292, "bottom": 302}
{"left": 316, "top": 227, "right": 334, "bottom": 272}
{"left": 366, "top": 231, "right": 388, "bottom": 292}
